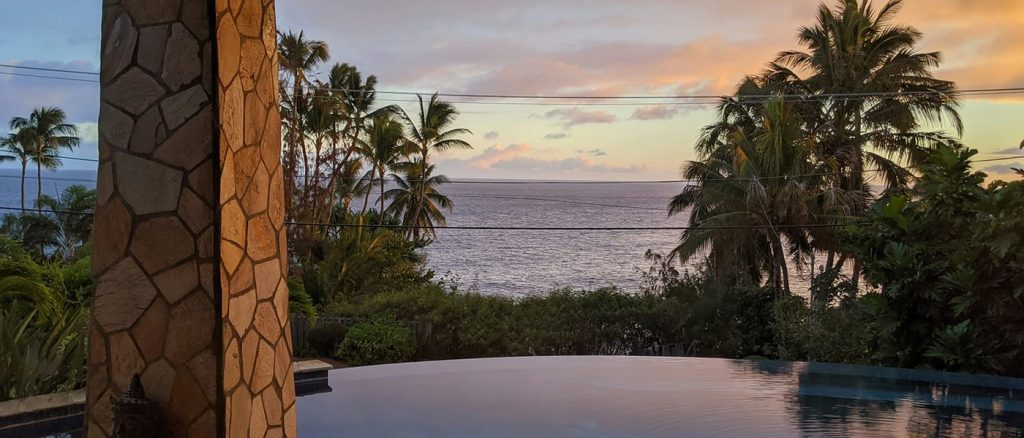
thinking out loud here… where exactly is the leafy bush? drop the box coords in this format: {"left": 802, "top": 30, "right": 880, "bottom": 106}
{"left": 844, "top": 145, "right": 1024, "bottom": 375}
{"left": 337, "top": 317, "right": 416, "bottom": 366}
{"left": 287, "top": 276, "right": 317, "bottom": 322}
{"left": 305, "top": 323, "right": 347, "bottom": 358}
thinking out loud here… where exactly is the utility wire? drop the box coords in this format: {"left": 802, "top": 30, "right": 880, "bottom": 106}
{"left": 0, "top": 64, "right": 99, "bottom": 76}
{"left": 0, "top": 71, "right": 100, "bottom": 83}
{"left": 5, "top": 156, "right": 1022, "bottom": 186}
{"left": 303, "top": 85, "right": 1024, "bottom": 100}
{"left": 0, "top": 206, "right": 863, "bottom": 230}
{"left": 4, "top": 63, "right": 1022, "bottom": 102}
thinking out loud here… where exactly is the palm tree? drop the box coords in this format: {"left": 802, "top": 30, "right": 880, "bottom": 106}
{"left": 277, "top": 30, "right": 329, "bottom": 214}
{"left": 1, "top": 133, "right": 33, "bottom": 210}
{"left": 758, "top": 0, "right": 961, "bottom": 286}
{"left": 384, "top": 160, "right": 453, "bottom": 242}
{"left": 671, "top": 99, "right": 850, "bottom": 293}
{"left": 34, "top": 185, "right": 97, "bottom": 260}
{"left": 9, "top": 107, "right": 79, "bottom": 201}
{"left": 357, "top": 116, "right": 413, "bottom": 217}
{"left": 399, "top": 94, "right": 471, "bottom": 236}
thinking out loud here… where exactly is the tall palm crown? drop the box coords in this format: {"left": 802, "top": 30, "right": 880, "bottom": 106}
{"left": 384, "top": 160, "right": 453, "bottom": 242}
{"left": 1, "top": 133, "right": 34, "bottom": 210}
{"left": 399, "top": 94, "right": 472, "bottom": 232}
{"left": 671, "top": 99, "right": 848, "bottom": 291}
{"left": 277, "top": 30, "right": 329, "bottom": 215}
{"left": 357, "top": 116, "right": 414, "bottom": 216}
{"left": 764, "top": 0, "right": 961, "bottom": 198}
{"left": 9, "top": 107, "right": 79, "bottom": 201}
{"left": 34, "top": 184, "right": 96, "bottom": 260}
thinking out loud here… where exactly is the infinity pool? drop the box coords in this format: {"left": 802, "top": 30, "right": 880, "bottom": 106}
{"left": 296, "top": 356, "right": 1024, "bottom": 437}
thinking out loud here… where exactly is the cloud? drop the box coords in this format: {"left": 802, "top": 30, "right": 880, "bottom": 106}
{"left": 75, "top": 122, "right": 99, "bottom": 143}
{"left": 276, "top": 0, "right": 1024, "bottom": 100}
{"left": 983, "top": 163, "right": 1024, "bottom": 174}
{"left": 576, "top": 148, "right": 607, "bottom": 156}
{"left": 540, "top": 107, "right": 617, "bottom": 129}
{"left": 630, "top": 105, "right": 682, "bottom": 120}
{"left": 544, "top": 132, "right": 569, "bottom": 140}
{"left": 440, "top": 143, "right": 643, "bottom": 175}
{"left": 483, "top": 131, "right": 499, "bottom": 140}
{"left": 990, "top": 146, "right": 1024, "bottom": 155}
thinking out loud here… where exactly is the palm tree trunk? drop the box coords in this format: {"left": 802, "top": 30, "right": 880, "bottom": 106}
{"left": 36, "top": 153, "right": 42, "bottom": 205}
{"left": 359, "top": 173, "right": 374, "bottom": 217}
{"left": 19, "top": 161, "right": 26, "bottom": 210}
{"left": 851, "top": 258, "right": 862, "bottom": 292}
{"left": 409, "top": 149, "right": 428, "bottom": 241}
{"left": 379, "top": 168, "right": 386, "bottom": 216}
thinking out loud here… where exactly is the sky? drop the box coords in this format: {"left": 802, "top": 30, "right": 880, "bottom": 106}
{"left": 1, "top": 0, "right": 1023, "bottom": 180}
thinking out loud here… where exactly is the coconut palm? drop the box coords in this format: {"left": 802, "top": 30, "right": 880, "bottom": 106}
{"left": 764, "top": 0, "right": 961, "bottom": 202}
{"left": 357, "top": 116, "right": 414, "bottom": 217}
{"left": 1, "top": 133, "right": 33, "bottom": 210}
{"left": 9, "top": 107, "right": 79, "bottom": 201}
{"left": 755, "top": 0, "right": 962, "bottom": 287}
{"left": 671, "top": 99, "right": 850, "bottom": 293}
{"left": 384, "top": 160, "right": 453, "bottom": 242}
{"left": 278, "top": 30, "right": 329, "bottom": 213}
{"left": 399, "top": 94, "right": 472, "bottom": 235}
{"left": 34, "top": 185, "right": 97, "bottom": 260}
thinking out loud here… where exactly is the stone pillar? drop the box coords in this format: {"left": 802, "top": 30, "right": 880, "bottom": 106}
{"left": 88, "top": 1, "right": 294, "bottom": 437}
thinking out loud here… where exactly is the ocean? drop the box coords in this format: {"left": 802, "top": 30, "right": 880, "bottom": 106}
{"left": 0, "top": 168, "right": 821, "bottom": 296}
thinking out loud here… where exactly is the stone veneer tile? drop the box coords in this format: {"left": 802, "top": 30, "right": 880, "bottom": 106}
{"left": 249, "top": 394, "right": 268, "bottom": 438}
{"left": 130, "top": 216, "right": 195, "bottom": 273}
{"left": 246, "top": 215, "right": 277, "bottom": 261}
{"left": 218, "top": 14, "right": 240, "bottom": 87}
{"left": 164, "top": 292, "right": 215, "bottom": 366}
{"left": 108, "top": 332, "right": 144, "bottom": 390}
{"left": 115, "top": 152, "right": 183, "bottom": 214}
{"left": 130, "top": 296, "right": 169, "bottom": 362}
{"left": 136, "top": 25, "right": 169, "bottom": 74}
{"left": 227, "top": 389, "right": 252, "bottom": 438}
{"left": 105, "top": 67, "right": 165, "bottom": 116}
{"left": 122, "top": 0, "right": 181, "bottom": 26}
{"left": 99, "top": 103, "right": 133, "bottom": 150}
{"left": 162, "top": 23, "right": 202, "bottom": 91}
{"left": 241, "top": 329, "right": 260, "bottom": 386}
{"left": 253, "top": 302, "right": 280, "bottom": 344}
{"left": 253, "top": 260, "right": 280, "bottom": 300}
{"left": 251, "top": 339, "right": 275, "bottom": 392}
{"left": 129, "top": 106, "right": 164, "bottom": 154}
{"left": 161, "top": 84, "right": 209, "bottom": 130}
{"left": 93, "top": 258, "right": 158, "bottom": 332}
{"left": 101, "top": 11, "right": 137, "bottom": 82}
{"left": 152, "top": 261, "right": 199, "bottom": 304}
{"left": 169, "top": 368, "right": 208, "bottom": 426}
{"left": 140, "top": 360, "right": 176, "bottom": 404}
{"left": 154, "top": 107, "right": 215, "bottom": 170}
{"left": 90, "top": 197, "right": 132, "bottom": 273}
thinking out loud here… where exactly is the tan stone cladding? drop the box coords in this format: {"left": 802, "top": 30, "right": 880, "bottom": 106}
{"left": 88, "top": 1, "right": 293, "bottom": 436}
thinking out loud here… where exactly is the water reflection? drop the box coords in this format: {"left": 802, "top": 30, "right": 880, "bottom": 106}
{"left": 296, "top": 357, "right": 1024, "bottom": 437}
{"left": 731, "top": 360, "right": 1024, "bottom": 437}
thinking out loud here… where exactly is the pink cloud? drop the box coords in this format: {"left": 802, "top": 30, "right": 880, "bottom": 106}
{"left": 541, "top": 107, "right": 617, "bottom": 129}
{"left": 631, "top": 105, "right": 681, "bottom": 120}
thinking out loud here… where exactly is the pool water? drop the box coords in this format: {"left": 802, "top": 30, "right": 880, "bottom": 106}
{"left": 296, "top": 356, "right": 1024, "bottom": 437}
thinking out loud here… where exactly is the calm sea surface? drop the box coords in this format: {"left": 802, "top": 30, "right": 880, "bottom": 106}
{"left": 0, "top": 169, "right": 821, "bottom": 296}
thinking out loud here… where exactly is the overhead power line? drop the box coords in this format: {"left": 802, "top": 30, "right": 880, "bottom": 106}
{"left": 0, "top": 71, "right": 100, "bottom": 83}
{"left": 303, "top": 85, "right": 1024, "bottom": 100}
{"left": 4, "top": 155, "right": 1021, "bottom": 186}
{"left": 0, "top": 63, "right": 99, "bottom": 76}
{"left": 0, "top": 206, "right": 862, "bottom": 230}
{"left": 4, "top": 62, "right": 1023, "bottom": 102}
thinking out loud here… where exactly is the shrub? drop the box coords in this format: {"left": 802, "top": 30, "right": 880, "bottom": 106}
{"left": 336, "top": 316, "right": 416, "bottom": 366}
{"left": 305, "top": 323, "right": 347, "bottom": 358}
